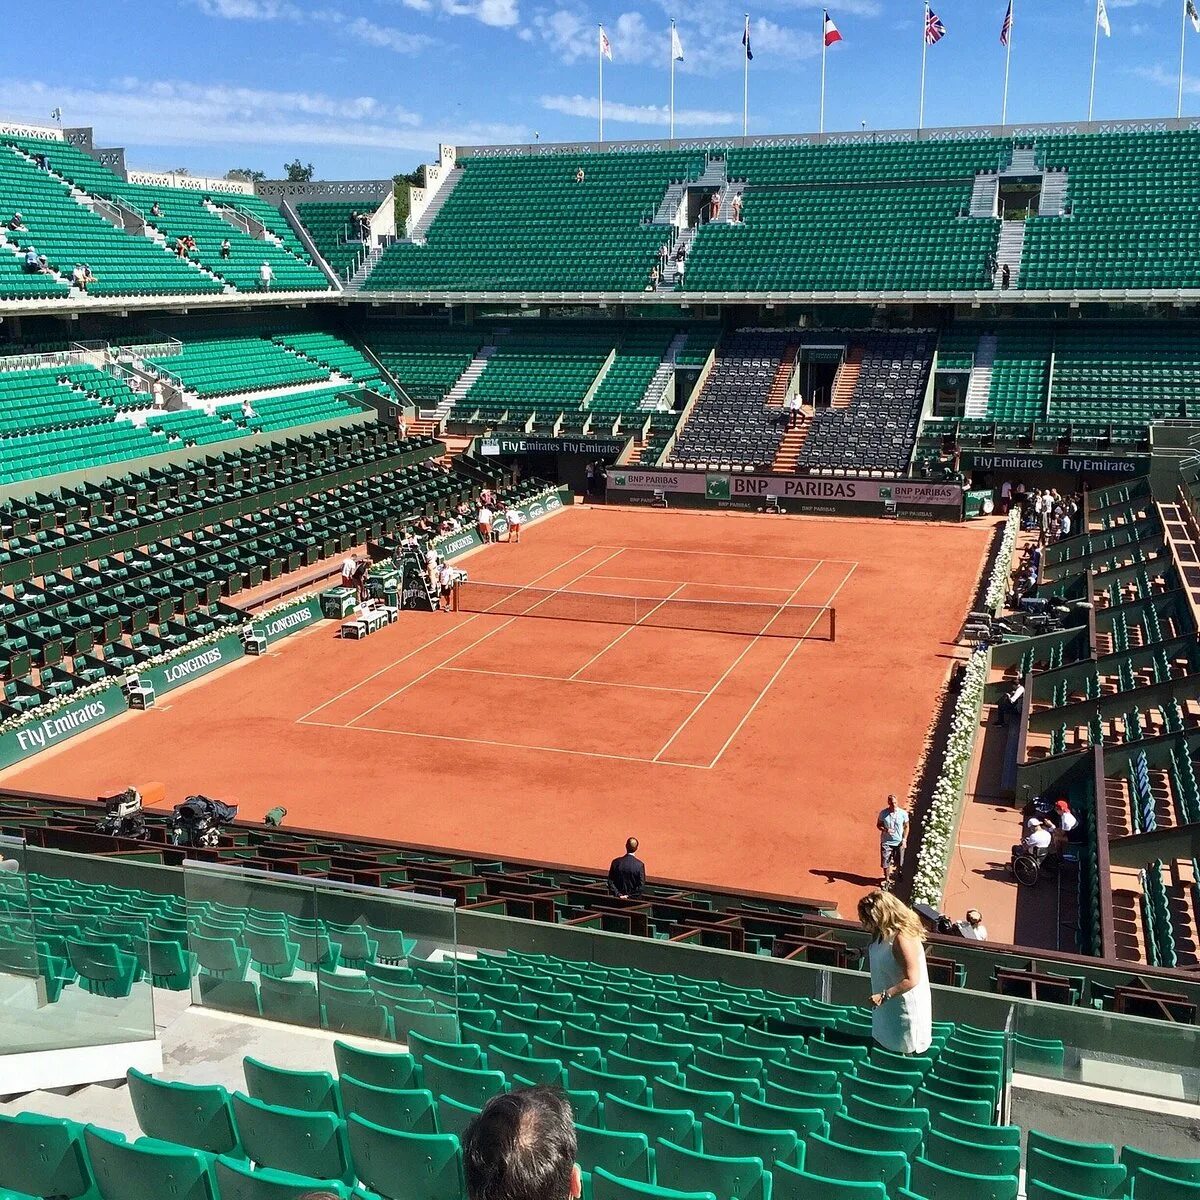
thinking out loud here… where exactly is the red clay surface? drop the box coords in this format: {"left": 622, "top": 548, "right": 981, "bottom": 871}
{"left": 2, "top": 505, "right": 992, "bottom": 916}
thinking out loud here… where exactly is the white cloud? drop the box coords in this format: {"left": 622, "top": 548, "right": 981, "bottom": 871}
{"left": 0, "top": 78, "right": 526, "bottom": 165}
{"left": 540, "top": 93, "right": 741, "bottom": 127}
{"left": 531, "top": 8, "right": 595, "bottom": 62}
{"left": 343, "top": 16, "right": 435, "bottom": 52}
{"left": 194, "top": 0, "right": 301, "bottom": 17}
{"left": 1135, "top": 62, "right": 1200, "bottom": 92}
{"left": 444, "top": 0, "right": 521, "bottom": 26}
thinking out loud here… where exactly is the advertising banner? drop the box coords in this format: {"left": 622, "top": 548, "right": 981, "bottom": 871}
{"left": 963, "top": 451, "right": 1148, "bottom": 476}
{"left": 0, "top": 683, "right": 128, "bottom": 770}
{"left": 479, "top": 436, "right": 626, "bottom": 457}
{"left": 253, "top": 597, "right": 322, "bottom": 645}
{"left": 140, "top": 633, "right": 245, "bottom": 697}
{"left": 607, "top": 470, "right": 963, "bottom": 519}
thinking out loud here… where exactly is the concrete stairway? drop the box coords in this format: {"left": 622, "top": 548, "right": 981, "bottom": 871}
{"left": 344, "top": 244, "right": 387, "bottom": 292}
{"left": 709, "top": 180, "right": 745, "bottom": 224}
{"left": 658, "top": 227, "right": 697, "bottom": 291}
{"left": 639, "top": 331, "right": 689, "bottom": 410}
{"left": 652, "top": 181, "right": 687, "bottom": 225}
{"left": 408, "top": 166, "right": 462, "bottom": 243}
{"left": 964, "top": 333, "right": 998, "bottom": 419}
{"left": 1040, "top": 170, "right": 1071, "bottom": 217}
{"left": 770, "top": 418, "right": 807, "bottom": 472}
{"left": 994, "top": 221, "right": 1027, "bottom": 288}
{"left": 969, "top": 174, "right": 999, "bottom": 218}
{"left": 831, "top": 348, "right": 863, "bottom": 408}
{"left": 1008, "top": 145, "right": 1039, "bottom": 175}
{"left": 436, "top": 344, "right": 496, "bottom": 418}
{"left": 764, "top": 345, "right": 798, "bottom": 411}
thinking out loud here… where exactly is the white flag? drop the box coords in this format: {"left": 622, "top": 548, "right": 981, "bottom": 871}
{"left": 671, "top": 23, "right": 685, "bottom": 61}
{"left": 1097, "top": 0, "right": 1111, "bottom": 37}
{"left": 600, "top": 24, "right": 613, "bottom": 60}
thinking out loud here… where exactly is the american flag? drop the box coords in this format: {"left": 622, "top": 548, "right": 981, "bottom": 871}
{"left": 1189, "top": 0, "right": 1200, "bottom": 34}
{"left": 925, "top": 5, "right": 946, "bottom": 44}
{"left": 1000, "top": 1, "right": 1013, "bottom": 47}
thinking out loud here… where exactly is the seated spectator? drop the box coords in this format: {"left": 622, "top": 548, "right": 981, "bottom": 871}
{"left": 175, "top": 237, "right": 189, "bottom": 258}
{"left": 241, "top": 398, "right": 256, "bottom": 420}
{"left": 648, "top": 264, "right": 660, "bottom": 290}
{"left": 22, "top": 248, "right": 42, "bottom": 273}
{"left": 996, "top": 680, "right": 1025, "bottom": 727}
{"left": 463, "top": 1087, "right": 581, "bottom": 1200}
{"left": 574, "top": 167, "right": 585, "bottom": 183}
{"left": 71, "top": 263, "right": 87, "bottom": 291}
{"left": 260, "top": 261, "right": 274, "bottom": 290}
{"left": 220, "top": 237, "right": 231, "bottom": 260}
{"left": 33, "top": 151, "right": 48, "bottom": 170}
{"left": 82, "top": 264, "right": 96, "bottom": 289}
{"left": 958, "top": 909, "right": 988, "bottom": 940}
{"left": 6, "top": 213, "right": 24, "bottom": 231}
{"left": 184, "top": 235, "right": 197, "bottom": 254}
{"left": 150, "top": 201, "right": 162, "bottom": 218}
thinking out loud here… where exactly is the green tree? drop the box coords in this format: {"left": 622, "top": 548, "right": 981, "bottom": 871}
{"left": 226, "top": 167, "right": 266, "bottom": 183}
{"left": 284, "top": 159, "right": 316, "bottom": 182}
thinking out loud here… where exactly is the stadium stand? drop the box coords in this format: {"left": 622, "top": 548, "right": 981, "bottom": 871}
{"left": 295, "top": 202, "right": 369, "bottom": 282}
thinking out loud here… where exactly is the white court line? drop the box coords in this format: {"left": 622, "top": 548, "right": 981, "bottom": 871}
{"left": 651, "top": 559, "right": 825, "bottom": 763}
{"left": 346, "top": 547, "right": 626, "bottom": 725}
{"left": 706, "top": 561, "right": 858, "bottom": 769}
{"left": 568, "top": 583, "right": 687, "bottom": 681}
{"left": 442, "top": 665, "right": 705, "bottom": 696}
{"left": 598, "top": 545, "right": 859, "bottom": 565}
{"left": 298, "top": 718, "right": 708, "bottom": 769}
{"left": 297, "top": 544, "right": 597, "bottom": 724}
{"left": 586, "top": 574, "right": 812, "bottom": 595}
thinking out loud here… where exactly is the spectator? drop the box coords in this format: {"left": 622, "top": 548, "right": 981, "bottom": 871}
{"left": 858, "top": 890, "right": 933, "bottom": 1055}
{"left": 584, "top": 463, "right": 595, "bottom": 498}
{"left": 425, "top": 542, "right": 440, "bottom": 591}
{"left": 463, "top": 1088, "right": 581, "bottom": 1200}
{"left": 22, "top": 248, "right": 42, "bottom": 273}
{"left": 220, "top": 238, "right": 231, "bottom": 260}
{"left": 1052, "top": 798, "right": 1080, "bottom": 850}
{"left": 33, "top": 151, "right": 48, "bottom": 170}
{"left": 1019, "top": 819, "right": 1054, "bottom": 856}
{"left": 480, "top": 486, "right": 496, "bottom": 509}
{"left": 82, "top": 264, "right": 95, "bottom": 290}
{"left": 876, "top": 794, "right": 909, "bottom": 889}
{"left": 1015, "top": 480, "right": 1027, "bottom": 510}
{"left": 607, "top": 837, "right": 645, "bottom": 899}
{"left": 71, "top": 263, "right": 87, "bottom": 291}
{"left": 6, "top": 213, "right": 23, "bottom": 231}
{"left": 787, "top": 390, "right": 804, "bottom": 430}
{"left": 175, "top": 237, "right": 188, "bottom": 258}
{"left": 958, "top": 909, "right": 989, "bottom": 940}
{"left": 996, "top": 680, "right": 1025, "bottom": 727}
{"left": 999, "top": 479, "right": 1012, "bottom": 515}
{"left": 259, "top": 260, "right": 274, "bottom": 290}
{"left": 709, "top": 193, "right": 722, "bottom": 222}
{"left": 1001, "top": 263, "right": 1011, "bottom": 289}
{"left": 675, "top": 254, "right": 686, "bottom": 285}
{"left": 341, "top": 554, "right": 359, "bottom": 591}
{"left": 574, "top": 168, "right": 585, "bottom": 183}
{"left": 1058, "top": 509, "right": 1071, "bottom": 540}
{"left": 397, "top": 411, "right": 408, "bottom": 440}
{"left": 241, "top": 398, "right": 256, "bottom": 420}
{"left": 0, "top": 858, "right": 20, "bottom": 873}
{"left": 184, "top": 235, "right": 198, "bottom": 254}
{"left": 477, "top": 502, "right": 494, "bottom": 543}
{"left": 730, "top": 192, "right": 743, "bottom": 223}
{"left": 986, "top": 250, "right": 997, "bottom": 279}
{"left": 658, "top": 242, "right": 669, "bottom": 272}
{"left": 152, "top": 381, "right": 165, "bottom": 410}
{"left": 505, "top": 503, "right": 522, "bottom": 543}
{"left": 647, "top": 264, "right": 659, "bottom": 290}
{"left": 150, "top": 202, "right": 162, "bottom": 218}
{"left": 437, "top": 559, "right": 456, "bottom": 611}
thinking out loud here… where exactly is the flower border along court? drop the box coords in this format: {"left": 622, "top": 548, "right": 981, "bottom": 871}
{"left": 984, "top": 509, "right": 1021, "bottom": 615}
{"left": 910, "top": 647, "right": 989, "bottom": 907}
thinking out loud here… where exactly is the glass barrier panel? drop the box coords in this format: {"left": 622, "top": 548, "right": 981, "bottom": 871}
{"left": 1014, "top": 997, "right": 1200, "bottom": 1105}
{"left": 184, "top": 862, "right": 319, "bottom": 1027}
{"left": 314, "top": 882, "right": 458, "bottom": 1045}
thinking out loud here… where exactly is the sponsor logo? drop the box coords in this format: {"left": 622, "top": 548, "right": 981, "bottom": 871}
{"left": 527, "top": 503, "right": 545, "bottom": 519}
{"left": 438, "top": 532, "right": 476, "bottom": 558}
{"left": 262, "top": 606, "right": 316, "bottom": 639}
{"left": 544, "top": 495, "right": 562, "bottom": 510}
{"left": 15, "top": 698, "right": 109, "bottom": 752}
{"left": 706, "top": 474, "right": 731, "bottom": 500}
{"left": 610, "top": 472, "right": 683, "bottom": 490}
{"left": 162, "top": 645, "right": 224, "bottom": 685}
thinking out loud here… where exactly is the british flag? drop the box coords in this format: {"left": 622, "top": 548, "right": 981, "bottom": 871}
{"left": 925, "top": 5, "right": 946, "bottom": 44}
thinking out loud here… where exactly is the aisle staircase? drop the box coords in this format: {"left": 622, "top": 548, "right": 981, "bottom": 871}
{"left": 435, "top": 343, "right": 496, "bottom": 418}
{"left": 994, "top": 222, "right": 1027, "bottom": 289}
{"left": 407, "top": 166, "right": 463, "bottom": 244}
{"left": 657, "top": 227, "right": 696, "bottom": 291}
{"left": 344, "top": 244, "right": 387, "bottom": 292}
{"left": 831, "top": 348, "right": 862, "bottom": 408}
{"left": 639, "top": 330, "right": 689, "bottom": 410}
{"left": 964, "top": 333, "right": 998, "bottom": 419}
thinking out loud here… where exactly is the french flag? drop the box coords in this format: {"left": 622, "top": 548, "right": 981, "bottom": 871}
{"left": 823, "top": 10, "right": 842, "bottom": 46}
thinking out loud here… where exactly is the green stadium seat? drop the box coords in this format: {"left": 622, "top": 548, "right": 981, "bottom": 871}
{"left": 333, "top": 1041, "right": 421, "bottom": 1091}
{"left": 604, "top": 1095, "right": 700, "bottom": 1150}
{"left": 1121, "top": 1145, "right": 1200, "bottom": 1187}
{"left": 654, "top": 1138, "right": 771, "bottom": 1200}
{"left": 243, "top": 1057, "right": 341, "bottom": 1115}
{"left": 576, "top": 1123, "right": 653, "bottom": 1182}
{"left": 84, "top": 1124, "right": 218, "bottom": 1200}
{"left": 905, "top": 1155, "right": 1018, "bottom": 1200}
{"left": 0, "top": 1112, "right": 96, "bottom": 1199}
{"left": 213, "top": 1155, "right": 358, "bottom": 1199}
{"left": 346, "top": 1116, "right": 463, "bottom": 1200}
{"left": 1025, "top": 1149, "right": 1128, "bottom": 1198}
{"left": 421, "top": 1057, "right": 507, "bottom": 1108}
{"left": 701, "top": 1114, "right": 802, "bottom": 1168}
{"left": 1027, "top": 1132, "right": 1116, "bottom": 1164}
{"left": 338, "top": 1078, "right": 438, "bottom": 1134}
{"left": 772, "top": 1161, "right": 886, "bottom": 1200}
{"left": 592, "top": 1166, "right": 717, "bottom": 1200}
{"left": 126, "top": 1069, "right": 241, "bottom": 1157}
{"left": 436, "top": 1095, "right": 482, "bottom": 1139}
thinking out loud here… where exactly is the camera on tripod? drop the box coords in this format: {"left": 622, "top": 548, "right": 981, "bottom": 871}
{"left": 94, "top": 784, "right": 163, "bottom": 840}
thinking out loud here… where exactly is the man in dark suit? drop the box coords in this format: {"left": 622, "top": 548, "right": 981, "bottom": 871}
{"left": 606, "top": 837, "right": 645, "bottom": 899}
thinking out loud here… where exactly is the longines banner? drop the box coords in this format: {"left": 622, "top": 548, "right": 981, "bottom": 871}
{"left": 607, "top": 470, "right": 963, "bottom": 519}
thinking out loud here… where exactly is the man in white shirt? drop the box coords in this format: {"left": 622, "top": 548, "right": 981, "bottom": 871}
{"left": 997, "top": 681, "right": 1025, "bottom": 727}
{"left": 1022, "top": 820, "right": 1053, "bottom": 853}
{"left": 477, "top": 504, "right": 493, "bottom": 543}
{"left": 958, "top": 909, "right": 988, "bottom": 940}
{"left": 340, "top": 555, "right": 358, "bottom": 589}
{"left": 437, "top": 561, "right": 456, "bottom": 611}
{"left": 425, "top": 544, "right": 440, "bottom": 592}
{"left": 1054, "top": 799, "right": 1078, "bottom": 836}
{"left": 259, "top": 261, "right": 274, "bottom": 290}
{"left": 999, "top": 480, "right": 1012, "bottom": 514}
{"left": 787, "top": 392, "right": 804, "bottom": 430}
{"left": 504, "top": 505, "right": 522, "bottom": 544}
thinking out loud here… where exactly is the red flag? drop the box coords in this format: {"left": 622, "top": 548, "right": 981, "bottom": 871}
{"left": 823, "top": 10, "right": 843, "bottom": 46}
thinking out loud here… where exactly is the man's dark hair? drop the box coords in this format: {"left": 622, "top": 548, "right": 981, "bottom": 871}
{"left": 463, "top": 1087, "right": 577, "bottom": 1200}
{"left": 626, "top": 837, "right": 639, "bottom": 853}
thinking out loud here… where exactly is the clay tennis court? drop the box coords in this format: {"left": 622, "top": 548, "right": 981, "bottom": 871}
{"left": 2, "top": 505, "right": 992, "bottom": 914}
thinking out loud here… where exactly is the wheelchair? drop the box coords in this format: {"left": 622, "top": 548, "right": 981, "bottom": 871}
{"left": 1008, "top": 842, "right": 1061, "bottom": 888}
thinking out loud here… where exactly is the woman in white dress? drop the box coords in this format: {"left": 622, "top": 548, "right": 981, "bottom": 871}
{"left": 858, "top": 890, "right": 933, "bottom": 1055}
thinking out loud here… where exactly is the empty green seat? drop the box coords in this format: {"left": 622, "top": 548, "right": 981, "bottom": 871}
{"left": 1027, "top": 1132, "right": 1115, "bottom": 1165}
{"left": 1121, "top": 1145, "right": 1200, "bottom": 1187}
{"left": 1026, "top": 1148, "right": 1127, "bottom": 1198}
{"left": 577, "top": 1123, "right": 653, "bottom": 1182}
{"left": 334, "top": 1041, "right": 421, "bottom": 1091}
{"left": 243, "top": 1057, "right": 341, "bottom": 1115}
{"left": 906, "top": 1155, "right": 1018, "bottom": 1200}
{"left": 923, "top": 1128, "right": 1019, "bottom": 1178}
{"left": 84, "top": 1124, "right": 217, "bottom": 1200}
{"left": 339, "top": 1078, "right": 437, "bottom": 1134}
{"left": 592, "top": 1166, "right": 717, "bottom": 1200}
{"left": 127, "top": 1068, "right": 240, "bottom": 1157}
{"left": 772, "top": 1161, "right": 886, "bottom": 1200}
{"left": 347, "top": 1115, "right": 463, "bottom": 1200}
{"left": 213, "top": 1155, "right": 356, "bottom": 1200}
{"left": 0, "top": 1112, "right": 95, "bottom": 1199}
{"left": 654, "top": 1138, "right": 771, "bottom": 1200}
{"left": 605, "top": 1095, "right": 700, "bottom": 1150}
{"left": 421, "top": 1056, "right": 507, "bottom": 1108}
{"left": 804, "top": 1133, "right": 908, "bottom": 1197}
{"left": 230, "top": 1092, "right": 354, "bottom": 1185}
{"left": 702, "top": 1114, "right": 802, "bottom": 1168}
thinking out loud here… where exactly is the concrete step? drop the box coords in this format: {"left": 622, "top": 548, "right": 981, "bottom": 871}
{"left": 831, "top": 348, "right": 863, "bottom": 408}
{"left": 770, "top": 421, "right": 808, "bottom": 472}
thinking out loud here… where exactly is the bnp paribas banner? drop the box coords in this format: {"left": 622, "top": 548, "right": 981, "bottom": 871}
{"left": 141, "top": 633, "right": 246, "bottom": 697}
{"left": 0, "top": 682, "right": 128, "bottom": 771}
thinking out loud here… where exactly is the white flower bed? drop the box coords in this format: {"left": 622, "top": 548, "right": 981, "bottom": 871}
{"left": 910, "top": 647, "right": 989, "bottom": 907}
{"left": 0, "top": 676, "right": 117, "bottom": 735}
{"left": 984, "top": 509, "right": 1021, "bottom": 616}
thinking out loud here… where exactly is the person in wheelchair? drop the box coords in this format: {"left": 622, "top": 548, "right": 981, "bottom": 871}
{"left": 1011, "top": 817, "right": 1053, "bottom": 864}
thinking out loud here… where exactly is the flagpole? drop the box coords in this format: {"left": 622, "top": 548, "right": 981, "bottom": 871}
{"left": 670, "top": 19, "right": 677, "bottom": 140}
{"left": 1088, "top": 0, "right": 1100, "bottom": 123}
{"left": 599, "top": 25, "right": 605, "bottom": 143}
{"left": 1001, "top": 0, "right": 1013, "bottom": 127}
{"left": 1179, "top": 0, "right": 1188, "bottom": 119}
{"left": 919, "top": 0, "right": 929, "bottom": 131}
{"left": 820, "top": 16, "right": 827, "bottom": 137}
{"left": 743, "top": 12, "right": 750, "bottom": 137}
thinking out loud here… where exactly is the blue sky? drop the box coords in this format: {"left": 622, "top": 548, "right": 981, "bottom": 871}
{"left": 4, "top": 0, "right": 1198, "bottom": 180}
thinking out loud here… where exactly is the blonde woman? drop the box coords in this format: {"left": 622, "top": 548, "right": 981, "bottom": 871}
{"left": 857, "top": 890, "right": 933, "bottom": 1055}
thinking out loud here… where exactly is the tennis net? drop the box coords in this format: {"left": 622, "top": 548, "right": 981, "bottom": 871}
{"left": 453, "top": 581, "right": 836, "bottom": 641}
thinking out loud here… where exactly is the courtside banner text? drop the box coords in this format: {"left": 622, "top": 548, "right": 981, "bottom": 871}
{"left": 608, "top": 471, "right": 963, "bottom": 508}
